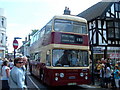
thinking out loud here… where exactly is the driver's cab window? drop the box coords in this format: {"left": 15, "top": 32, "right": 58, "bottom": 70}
{"left": 52, "top": 49, "right": 89, "bottom": 67}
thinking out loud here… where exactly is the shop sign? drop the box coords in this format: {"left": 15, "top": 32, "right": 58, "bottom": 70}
{"left": 93, "top": 48, "right": 102, "bottom": 53}
{"left": 109, "top": 53, "right": 120, "bottom": 59}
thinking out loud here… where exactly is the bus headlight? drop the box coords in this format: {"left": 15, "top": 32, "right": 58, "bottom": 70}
{"left": 85, "top": 76, "right": 88, "bottom": 80}
{"left": 55, "top": 77, "right": 58, "bottom": 81}
{"left": 80, "top": 73, "right": 84, "bottom": 77}
{"left": 60, "top": 73, "right": 64, "bottom": 78}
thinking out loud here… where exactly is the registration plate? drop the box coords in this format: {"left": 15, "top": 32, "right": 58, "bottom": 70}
{"left": 68, "top": 83, "right": 77, "bottom": 85}
{"left": 69, "top": 76, "right": 76, "bottom": 79}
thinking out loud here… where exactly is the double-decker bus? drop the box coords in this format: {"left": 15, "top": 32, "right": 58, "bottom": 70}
{"left": 29, "top": 15, "right": 91, "bottom": 86}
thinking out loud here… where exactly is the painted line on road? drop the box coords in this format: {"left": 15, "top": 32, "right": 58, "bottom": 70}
{"left": 28, "top": 76, "right": 40, "bottom": 90}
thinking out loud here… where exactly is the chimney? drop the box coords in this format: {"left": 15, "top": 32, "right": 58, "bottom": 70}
{"left": 63, "top": 6, "right": 71, "bottom": 15}
{"left": 25, "top": 37, "right": 27, "bottom": 42}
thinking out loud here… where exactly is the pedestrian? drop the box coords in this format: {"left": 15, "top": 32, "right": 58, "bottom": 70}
{"left": 115, "top": 61, "right": 120, "bottom": 70}
{"left": 1, "top": 60, "right": 10, "bottom": 89}
{"left": 111, "top": 71, "right": 116, "bottom": 88}
{"left": 104, "top": 63, "right": 111, "bottom": 88}
{"left": 100, "top": 63, "right": 105, "bottom": 88}
{"left": 8, "top": 57, "right": 27, "bottom": 89}
{"left": 0, "top": 57, "right": 3, "bottom": 74}
{"left": 22, "top": 56, "right": 28, "bottom": 86}
{"left": 8, "top": 59, "right": 14, "bottom": 70}
{"left": 114, "top": 65, "right": 120, "bottom": 88}
{"left": 95, "top": 60, "right": 102, "bottom": 81}
{"left": 115, "top": 61, "right": 120, "bottom": 87}
{"left": 26, "top": 55, "right": 30, "bottom": 69}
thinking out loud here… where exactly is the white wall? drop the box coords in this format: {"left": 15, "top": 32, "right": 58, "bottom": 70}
{"left": 0, "top": 8, "right": 7, "bottom": 58}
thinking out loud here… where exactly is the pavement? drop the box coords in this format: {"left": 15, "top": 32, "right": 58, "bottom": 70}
{"left": 79, "top": 81, "right": 101, "bottom": 89}
{"left": 79, "top": 85, "right": 101, "bottom": 88}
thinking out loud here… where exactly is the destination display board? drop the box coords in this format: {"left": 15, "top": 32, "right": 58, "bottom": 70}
{"left": 61, "top": 34, "right": 83, "bottom": 44}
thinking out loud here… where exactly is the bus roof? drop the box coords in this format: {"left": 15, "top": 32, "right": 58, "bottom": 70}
{"left": 53, "top": 15, "right": 87, "bottom": 23}
{"left": 31, "top": 15, "right": 87, "bottom": 38}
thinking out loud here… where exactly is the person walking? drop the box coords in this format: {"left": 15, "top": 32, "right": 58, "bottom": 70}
{"left": 114, "top": 65, "right": 120, "bottom": 88}
{"left": 22, "top": 56, "right": 28, "bottom": 86}
{"left": 8, "top": 57, "right": 27, "bottom": 89}
{"left": 95, "top": 60, "right": 102, "bottom": 81}
{"left": 1, "top": 60, "right": 10, "bottom": 89}
{"left": 8, "top": 59, "right": 14, "bottom": 70}
{"left": 104, "top": 63, "right": 111, "bottom": 88}
{"left": 0, "top": 57, "right": 3, "bottom": 74}
{"left": 100, "top": 64, "right": 105, "bottom": 88}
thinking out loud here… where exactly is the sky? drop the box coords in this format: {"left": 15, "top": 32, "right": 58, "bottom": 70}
{"left": 0, "top": 0, "right": 102, "bottom": 53}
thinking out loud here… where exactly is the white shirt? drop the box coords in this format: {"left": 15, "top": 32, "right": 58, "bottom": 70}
{"left": 1, "top": 66, "right": 10, "bottom": 80}
{"left": 105, "top": 67, "right": 111, "bottom": 78}
{"left": 9, "top": 62, "right": 14, "bottom": 69}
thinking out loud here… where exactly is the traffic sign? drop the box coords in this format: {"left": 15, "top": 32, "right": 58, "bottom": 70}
{"left": 13, "top": 39, "right": 18, "bottom": 49}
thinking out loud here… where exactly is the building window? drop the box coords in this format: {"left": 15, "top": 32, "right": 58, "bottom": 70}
{"left": 115, "top": 28, "right": 120, "bottom": 39}
{"left": 108, "top": 28, "right": 114, "bottom": 38}
{"left": 107, "top": 21, "right": 120, "bottom": 39}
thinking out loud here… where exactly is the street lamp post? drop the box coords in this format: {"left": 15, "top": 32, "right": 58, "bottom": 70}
{"left": 14, "top": 48, "right": 16, "bottom": 59}
{"left": 13, "top": 37, "right": 22, "bottom": 58}
{"left": 90, "top": 44, "right": 95, "bottom": 85}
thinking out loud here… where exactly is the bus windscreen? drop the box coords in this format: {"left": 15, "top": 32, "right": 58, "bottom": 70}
{"left": 52, "top": 49, "right": 89, "bottom": 67}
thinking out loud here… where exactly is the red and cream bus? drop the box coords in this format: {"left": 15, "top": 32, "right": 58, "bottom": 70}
{"left": 29, "top": 15, "right": 91, "bottom": 86}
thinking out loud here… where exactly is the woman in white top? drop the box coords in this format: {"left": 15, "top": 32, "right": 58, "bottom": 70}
{"left": 9, "top": 59, "right": 14, "bottom": 69}
{"left": 105, "top": 63, "right": 111, "bottom": 88}
{"left": 1, "top": 60, "right": 10, "bottom": 89}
